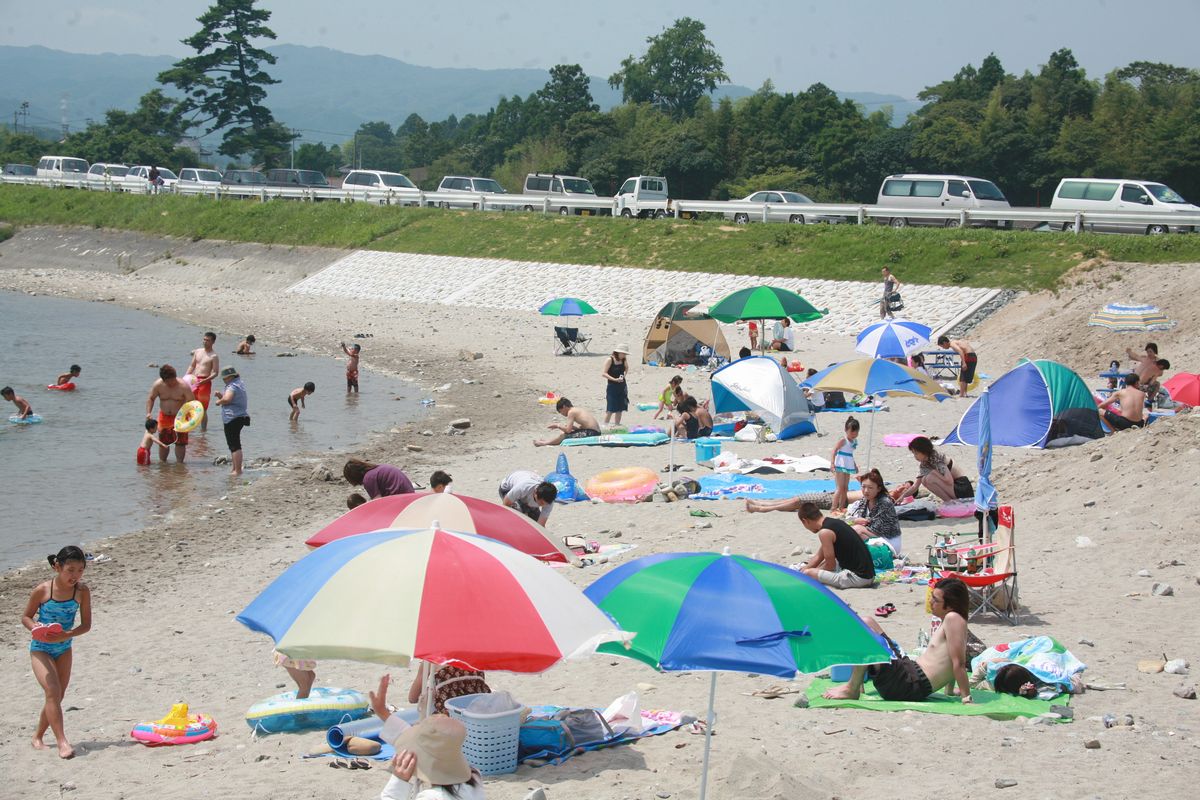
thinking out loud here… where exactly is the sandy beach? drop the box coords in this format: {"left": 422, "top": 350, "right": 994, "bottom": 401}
{"left": 2, "top": 230, "right": 1198, "bottom": 799}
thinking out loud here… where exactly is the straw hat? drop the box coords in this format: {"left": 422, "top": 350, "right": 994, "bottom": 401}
{"left": 393, "top": 716, "right": 472, "bottom": 786}
{"left": 612, "top": 343, "right": 630, "bottom": 355}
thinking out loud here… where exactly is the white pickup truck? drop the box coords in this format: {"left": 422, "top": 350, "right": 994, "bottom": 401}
{"left": 615, "top": 175, "right": 671, "bottom": 218}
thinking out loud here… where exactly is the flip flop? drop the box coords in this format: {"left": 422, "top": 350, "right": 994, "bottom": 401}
{"left": 349, "top": 758, "right": 371, "bottom": 770}
{"left": 31, "top": 623, "right": 63, "bottom": 642}
{"left": 874, "top": 603, "right": 897, "bottom": 618}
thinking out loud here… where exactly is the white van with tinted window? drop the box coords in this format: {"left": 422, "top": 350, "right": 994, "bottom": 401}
{"left": 1050, "top": 178, "right": 1198, "bottom": 235}
{"left": 36, "top": 155, "right": 89, "bottom": 182}
{"left": 876, "top": 174, "right": 1012, "bottom": 229}
{"left": 522, "top": 173, "right": 602, "bottom": 215}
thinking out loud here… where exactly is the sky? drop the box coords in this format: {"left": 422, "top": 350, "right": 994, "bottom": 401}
{"left": 1, "top": 0, "right": 1198, "bottom": 99}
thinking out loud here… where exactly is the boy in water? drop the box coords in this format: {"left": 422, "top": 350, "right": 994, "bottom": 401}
{"left": 823, "top": 577, "right": 972, "bottom": 703}
{"left": 2, "top": 386, "right": 33, "bottom": 419}
{"left": 136, "top": 418, "right": 169, "bottom": 465}
{"left": 340, "top": 342, "right": 361, "bottom": 392}
{"left": 54, "top": 365, "right": 81, "bottom": 387}
{"left": 234, "top": 335, "right": 256, "bottom": 355}
{"left": 288, "top": 382, "right": 316, "bottom": 421}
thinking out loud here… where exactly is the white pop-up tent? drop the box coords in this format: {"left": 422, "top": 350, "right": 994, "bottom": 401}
{"left": 711, "top": 356, "right": 817, "bottom": 439}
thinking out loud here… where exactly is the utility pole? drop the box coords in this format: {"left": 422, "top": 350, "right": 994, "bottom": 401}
{"left": 290, "top": 129, "right": 297, "bottom": 169}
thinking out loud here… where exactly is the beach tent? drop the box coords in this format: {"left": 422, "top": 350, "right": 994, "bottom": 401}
{"left": 711, "top": 356, "right": 816, "bottom": 439}
{"left": 642, "top": 301, "right": 730, "bottom": 366}
{"left": 943, "top": 359, "right": 1101, "bottom": 448}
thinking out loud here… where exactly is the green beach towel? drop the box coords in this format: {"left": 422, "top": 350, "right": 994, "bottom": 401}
{"left": 805, "top": 678, "right": 1066, "bottom": 720}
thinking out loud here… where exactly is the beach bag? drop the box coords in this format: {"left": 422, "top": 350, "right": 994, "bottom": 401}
{"left": 868, "top": 543, "right": 895, "bottom": 571}
{"left": 887, "top": 292, "right": 904, "bottom": 312}
{"left": 554, "top": 708, "right": 615, "bottom": 744}
{"left": 518, "top": 719, "right": 573, "bottom": 758}
{"left": 824, "top": 391, "right": 847, "bottom": 409}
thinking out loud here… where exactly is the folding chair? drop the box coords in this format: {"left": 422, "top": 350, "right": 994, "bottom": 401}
{"left": 939, "top": 505, "right": 1019, "bottom": 625}
{"left": 553, "top": 326, "right": 591, "bottom": 356}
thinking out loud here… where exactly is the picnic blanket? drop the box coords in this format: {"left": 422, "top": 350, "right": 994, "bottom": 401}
{"left": 519, "top": 705, "right": 684, "bottom": 766}
{"left": 693, "top": 474, "right": 860, "bottom": 501}
{"left": 710, "top": 452, "right": 832, "bottom": 475}
{"left": 562, "top": 432, "right": 669, "bottom": 447}
{"left": 804, "top": 679, "right": 1065, "bottom": 720}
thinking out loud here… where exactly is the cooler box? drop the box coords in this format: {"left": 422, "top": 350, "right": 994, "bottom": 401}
{"left": 694, "top": 438, "right": 722, "bottom": 464}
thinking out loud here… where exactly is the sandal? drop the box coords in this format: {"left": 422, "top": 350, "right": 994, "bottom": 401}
{"left": 349, "top": 758, "right": 371, "bottom": 770}
{"left": 874, "top": 603, "right": 897, "bottom": 618}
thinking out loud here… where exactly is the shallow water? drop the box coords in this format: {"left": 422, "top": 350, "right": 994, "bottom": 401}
{"left": 0, "top": 291, "right": 423, "bottom": 570}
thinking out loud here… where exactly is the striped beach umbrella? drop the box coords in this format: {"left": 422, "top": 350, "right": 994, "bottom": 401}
{"left": 706, "top": 285, "right": 827, "bottom": 323}
{"left": 304, "top": 492, "right": 576, "bottom": 564}
{"left": 238, "top": 527, "right": 630, "bottom": 670}
{"left": 586, "top": 550, "right": 890, "bottom": 800}
{"left": 802, "top": 358, "right": 949, "bottom": 401}
{"left": 1087, "top": 302, "right": 1173, "bottom": 331}
{"left": 855, "top": 319, "right": 932, "bottom": 359}
{"left": 539, "top": 297, "right": 598, "bottom": 316}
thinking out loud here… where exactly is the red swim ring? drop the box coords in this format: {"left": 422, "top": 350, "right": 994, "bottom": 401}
{"left": 47, "top": 382, "right": 76, "bottom": 391}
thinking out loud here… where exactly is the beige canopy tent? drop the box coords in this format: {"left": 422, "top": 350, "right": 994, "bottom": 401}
{"left": 642, "top": 301, "right": 732, "bottom": 366}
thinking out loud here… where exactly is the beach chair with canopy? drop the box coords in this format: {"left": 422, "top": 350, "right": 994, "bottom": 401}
{"left": 553, "top": 326, "right": 591, "bottom": 356}
{"left": 938, "top": 505, "right": 1019, "bottom": 625}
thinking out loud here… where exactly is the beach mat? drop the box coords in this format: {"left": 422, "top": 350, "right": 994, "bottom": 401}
{"left": 694, "top": 474, "right": 859, "bottom": 501}
{"left": 519, "top": 705, "right": 684, "bottom": 766}
{"left": 562, "top": 432, "right": 669, "bottom": 447}
{"left": 804, "top": 679, "right": 1065, "bottom": 720}
{"left": 818, "top": 405, "right": 885, "bottom": 413}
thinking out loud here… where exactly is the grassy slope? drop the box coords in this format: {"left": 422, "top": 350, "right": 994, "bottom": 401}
{"left": 3, "top": 186, "right": 1199, "bottom": 290}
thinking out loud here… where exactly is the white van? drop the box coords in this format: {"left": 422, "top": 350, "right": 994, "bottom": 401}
{"left": 36, "top": 155, "right": 89, "bottom": 181}
{"left": 616, "top": 176, "right": 670, "bottom": 218}
{"left": 876, "top": 174, "right": 1012, "bottom": 228}
{"left": 1050, "top": 178, "right": 1198, "bottom": 235}
{"left": 521, "top": 173, "right": 601, "bottom": 215}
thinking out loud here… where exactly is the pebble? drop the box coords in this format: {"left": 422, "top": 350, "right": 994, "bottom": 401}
{"left": 1078, "top": 638, "right": 1095, "bottom": 647}
{"left": 994, "top": 779, "right": 1018, "bottom": 789}
{"left": 1173, "top": 685, "right": 1197, "bottom": 700}
{"left": 1151, "top": 583, "right": 1174, "bottom": 597}
{"left": 449, "top": 418, "right": 471, "bottom": 429}
{"left": 1083, "top": 739, "right": 1101, "bottom": 749}
{"left": 405, "top": 444, "right": 424, "bottom": 452}
{"left": 1136, "top": 569, "right": 1151, "bottom": 577}
{"left": 656, "top": 793, "right": 671, "bottom": 799}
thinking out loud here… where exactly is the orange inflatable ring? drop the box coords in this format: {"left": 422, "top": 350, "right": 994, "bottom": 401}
{"left": 47, "top": 382, "right": 77, "bottom": 391}
{"left": 585, "top": 467, "right": 659, "bottom": 503}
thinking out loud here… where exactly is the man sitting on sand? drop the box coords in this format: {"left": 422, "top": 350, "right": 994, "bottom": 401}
{"left": 769, "top": 318, "right": 794, "bottom": 352}
{"left": 534, "top": 398, "right": 601, "bottom": 446}
{"left": 797, "top": 502, "right": 875, "bottom": 589}
{"left": 937, "top": 335, "right": 977, "bottom": 398}
{"left": 499, "top": 470, "right": 557, "bottom": 525}
{"left": 823, "top": 577, "right": 972, "bottom": 703}
{"left": 1098, "top": 373, "right": 1147, "bottom": 431}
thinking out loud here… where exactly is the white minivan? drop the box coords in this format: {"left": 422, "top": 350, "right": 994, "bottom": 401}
{"left": 876, "top": 174, "right": 1012, "bottom": 228}
{"left": 1050, "top": 178, "right": 1198, "bottom": 235}
{"left": 36, "top": 155, "right": 89, "bottom": 181}
{"left": 521, "top": 173, "right": 601, "bottom": 215}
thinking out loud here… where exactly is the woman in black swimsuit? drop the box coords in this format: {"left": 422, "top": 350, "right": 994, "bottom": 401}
{"left": 602, "top": 344, "right": 630, "bottom": 425}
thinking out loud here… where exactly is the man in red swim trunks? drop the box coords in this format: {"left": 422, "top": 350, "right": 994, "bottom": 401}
{"left": 146, "top": 364, "right": 195, "bottom": 463}
{"left": 938, "top": 336, "right": 977, "bottom": 398}
{"left": 186, "top": 331, "right": 220, "bottom": 431}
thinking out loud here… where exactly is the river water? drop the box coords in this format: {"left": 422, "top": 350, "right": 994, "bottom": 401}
{"left": 0, "top": 291, "right": 423, "bottom": 570}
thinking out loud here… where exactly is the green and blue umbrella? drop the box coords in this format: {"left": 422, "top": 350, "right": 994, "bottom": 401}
{"left": 538, "top": 297, "right": 598, "bottom": 317}
{"left": 585, "top": 550, "right": 890, "bottom": 800}
{"left": 707, "top": 285, "right": 827, "bottom": 323}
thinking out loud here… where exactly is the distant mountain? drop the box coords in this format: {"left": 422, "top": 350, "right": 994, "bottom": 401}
{"left": 0, "top": 45, "right": 914, "bottom": 149}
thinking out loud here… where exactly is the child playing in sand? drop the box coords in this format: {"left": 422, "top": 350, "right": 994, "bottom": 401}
{"left": 341, "top": 342, "right": 361, "bottom": 393}
{"left": 831, "top": 417, "right": 860, "bottom": 512}
{"left": 3, "top": 386, "right": 33, "bottom": 419}
{"left": 288, "top": 382, "right": 316, "bottom": 421}
{"left": 136, "top": 418, "right": 169, "bottom": 465}
{"left": 22, "top": 545, "right": 92, "bottom": 758}
{"left": 430, "top": 471, "right": 453, "bottom": 493}
{"left": 654, "top": 375, "right": 683, "bottom": 420}
{"left": 54, "top": 365, "right": 81, "bottom": 387}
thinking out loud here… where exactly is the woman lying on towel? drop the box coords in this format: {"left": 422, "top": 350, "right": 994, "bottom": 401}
{"left": 892, "top": 437, "right": 973, "bottom": 503}
{"left": 823, "top": 578, "right": 972, "bottom": 703}
{"left": 971, "top": 636, "right": 1086, "bottom": 699}
{"left": 846, "top": 469, "right": 902, "bottom": 554}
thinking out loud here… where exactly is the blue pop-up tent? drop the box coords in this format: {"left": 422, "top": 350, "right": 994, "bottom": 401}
{"left": 711, "top": 356, "right": 817, "bottom": 439}
{"left": 943, "top": 359, "right": 1101, "bottom": 449}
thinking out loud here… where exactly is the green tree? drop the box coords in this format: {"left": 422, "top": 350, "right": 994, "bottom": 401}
{"left": 608, "top": 18, "right": 728, "bottom": 119}
{"left": 537, "top": 65, "right": 598, "bottom": 126}
{"left": 63, "top": 90, "right": 197, "bottom": 167}
{"left": 158, "top": 0, "right": 293, "bottom": 163}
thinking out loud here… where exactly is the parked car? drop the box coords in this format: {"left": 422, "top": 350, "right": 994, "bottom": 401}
{"left": 36, "top": 155, "right": 89, "bottom": 180}
{"left": 177, "top": 168, "right": 223, "bottom": 188}
{"left": 220, "top": 169, "right": 268, "bottom": 188}
{"left": 723, "top": 191, "right": 843, "bottom": 225}
{"left": 3, "top": 163, "right": 36, "bottom": 177}
{"left": 341, "top": 170, "right": 420, "bottom": 205}
{"left": 521, "top": 173, "right": 603, "bottom": 215}
{"left": 1050, "top": 178, "right": 1198, "bottom": 235}
{"left": 435, "top": 175, "right": 508, "bottom": 209}
{"left": 125, "top": 165, "right": 178, "bottom": 193}
{"left": 876, "top": 174, "right": 1012, "bottom": 228}
{"left": 265, "top": 168, "right": 330, "bottom": 188}
{"left": 84, "top": 163, "right": 129, "bottom": 191}
{"left": 615, "top": 176, "right": 670, "bottom": 218}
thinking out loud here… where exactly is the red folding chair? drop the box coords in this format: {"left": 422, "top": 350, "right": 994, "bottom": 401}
{"left": 938, "top": 506, "right": 1019, "bottom": 625}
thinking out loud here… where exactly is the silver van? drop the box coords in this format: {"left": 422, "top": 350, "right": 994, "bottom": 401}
{"left": 435, "top": 175, "right": 507, "bottom": 209}
{"left": 1050, "top": 178, "right": 1198, "bottom": 235}
{"left": 876, "top": 174, "right": 1012, "bottom": 228}
{"left": 36, "top": 155, "right": 88, "bottom": 181}
{"left": 522, "top": 173, "right": 600, "bottom": 215}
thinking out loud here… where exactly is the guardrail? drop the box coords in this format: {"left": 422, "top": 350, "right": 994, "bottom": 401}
{"left": 3, "top": 174, "right": 1198, "bottom": 232}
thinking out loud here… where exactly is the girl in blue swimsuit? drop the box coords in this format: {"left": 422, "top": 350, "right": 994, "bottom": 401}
{"left": 22, "top": 545, "right": 92, "bottom": 759}
{"left": 830, "top": 417, "right": 861, "bottom": 513}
